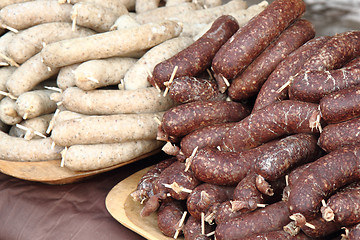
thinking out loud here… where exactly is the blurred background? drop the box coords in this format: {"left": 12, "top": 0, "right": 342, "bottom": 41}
{"left": 246, "top": 0, "right": 360, "bottom": 36}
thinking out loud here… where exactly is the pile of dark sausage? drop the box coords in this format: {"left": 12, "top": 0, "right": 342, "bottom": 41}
{"left": 131, "top": 0, "right": 360, "bottom": 239}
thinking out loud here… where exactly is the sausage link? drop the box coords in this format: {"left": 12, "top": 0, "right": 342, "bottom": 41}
{"left": 318, "top": 117, "right": 360, "bottom": 153}
{"left": 148, "top": 15, "right": 239, "bottom": 90}
{"left": 299, "top": 215, "right": 342, "bottom": 238}
{"left": 211, "top": 0, "right": 306, "bottom": 82}
{"left": 253, "top": 36, "right": 330, "bottom": 111}
{"left": 245, "top": 230, "right": 313, "bottom": 240}
{"left": 168, "top": 76, "right": 226, "bottom": 104}
{"left": 228, "top": 19, "right": 315, "bottom": 100}
{"left": 160, "top": 100, "right": 249, "bottom": 139}
{"left": 288, "top": 68, "right": 360, "bottom": 103}
{"left": 231, "top": 173, "right": 265, "bottom": 212}
{"left": 320, "top": 85, "right": 360, "bottom": 124}
{"left": 220, "top": 100, "right": 321, "bottom": 152}
{"left": 130, "top": 157, "right": 176, "bottom": 203}
{"left": 179, "top": 122, "right": 237, "bottom": 159}
{"left": 215, "top": 201, "right": 291, "bottom": 240}
{"left": 183, "top": 215, "right": 214, "bottom": 240}
{"left": 157, "top": 199, "right": 186, "bottom": 237}
{"left": 321, "top": 182, "right": 360, "bottom": 226}
{"left": 287, "top": 146, "right": 360, "bottom": 222}
{"left": 345, "top": 223, "right": 360, "bottom": 240}
{"left": 186, "top": 183, "right": 234, "bottom": 220}
{"left": 254, "top": 133, "right": 321, "bottom": 181}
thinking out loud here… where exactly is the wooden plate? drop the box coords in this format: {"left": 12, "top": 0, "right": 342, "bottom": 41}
{"left": 105, "top": 166, "right": 184, "bottom": 240}
{"left": 0, "top": 149, "right": 161, "bottom": 185}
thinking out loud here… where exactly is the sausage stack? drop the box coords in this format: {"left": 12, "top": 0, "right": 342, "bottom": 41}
{"left": 132, "top": 0, "right": 360, "bottom": 239}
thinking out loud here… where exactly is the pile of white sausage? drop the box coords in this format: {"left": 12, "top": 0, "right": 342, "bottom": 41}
{"left": 0, "top": 0, "right": 267, "bottom": 171}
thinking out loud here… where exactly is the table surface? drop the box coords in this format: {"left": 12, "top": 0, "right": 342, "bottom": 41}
{"left": 1, "top": 1, "right": 359, "bottom": 240}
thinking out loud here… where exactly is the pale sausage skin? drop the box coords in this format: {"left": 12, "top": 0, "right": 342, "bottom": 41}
{"left": 220, "top": 100, "right": 321, "bottom": 152}
{"left": 228, "top": 19, "right": 315, "bottom": 101}
{"left": 287, "top": 146, "right": 360, "bottom": 222}
{"left": 148, "top": 15, "right": 239, "bottom": 90}
{"left": 253, "top": 36, "right": 330, "bottom": 112}
{"left": 160, "top": 100, "right": 250, "bottom": 139}
{"left": 318, "top": 117, "right": 360, "bottom": 153}
{"left": 319, "top": 85, "right": 360, "bottom": 124}
{"left": 215, "top": 201, "right": 291, "bottom": 240}
{"left": 211, "top": 0, "right": 306, "bottom": 81}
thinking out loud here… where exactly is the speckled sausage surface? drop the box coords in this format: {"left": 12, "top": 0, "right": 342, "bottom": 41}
{"left": 288, "top": 68, "right": 360, "bottom": 103}
{"left": 211, "top": 0, "right": 306, "bottom": 82}
{"left": 346, "top": 223, "right": 360, "bottom": 240}
{"left": 215, "top": 201, "right": 291, "bottom": 240}
{"left": 189, "top": 147, "right": 258, "bottom": 186}
{"left": 301, "top": 30, "right": 360, "bottom": 71}
{"left": 321, "top": 182, "right": 360, "bottom": 226}
{"left": 253, "top": 36, "right": 330, "bottom": 112}
{"left": 168, "top": 76, "right": 226, "bottom": 104}
{"left": 157, "top": 199, "right": 185, "bottom": 237}
{"left": 319, "top": 85, "right": 360, "bottom": 124}
{"left": 186, "top": 183, "right": 234, "bottom": 220}
{"left": 220, "top": 100, "right": 320, "bottom": 152}
{"left": 179, "top": 122, "right": 237, "bottom": 159}
{"left": 228, "top": 19, "right": 315, "bottom": 101}
{"left": 209, "top": 201, "right": 248, "bottom": 225}
{"left": 318, "top": 117, "right": 360, "bottom": 152}
{"left": 254, "top": 133, "right": 321, "bottom": 181}
{"left": 287, "top": 146, "right": 360, "bottom": 222}
{"left": 160, "top": 100, "right": 250, "bottom": 139}
{"left": 148, "top": 15, "right": 239, "bottom": 90}
{"left": 231, "top": 173, "right": 265, "bottom": 211}
{"left": 183, "top": 215, "right": 214, "bottom": 240}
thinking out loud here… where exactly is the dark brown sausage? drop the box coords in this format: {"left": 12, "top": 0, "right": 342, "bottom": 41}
{"left": 287, "top": 146, "right": 360, "bottom": 222}
{"left": 321, "top": 182, "right": 360, "bottom": 226}
{"left": 179, "top": 122, "right": 237, "bottom": 159}
{"left": 207, "top": 200, "right": 249, "bottom": 225}
{"left": 189, "top": 146, "right": 261, "bottom": 186}
{"left": 186, "top": 183, "right": 234, "bottom": 220}
{"left": 148, "top": 15, "right": 239, "bottom": 90}
{"left": 319, "top": 85, "right": 360, "bottom": 124}
{"left": 157, "top": 199, "right": 186, "bottom": 237}
{"left": 254, "top": 133, "right": 321, "bottom": 181}
{"left": 253, "top": 36, "right": 330, "bottom": 112}
{"left": 140, "top": 161, "right": 200, "bottom": 217}
{"left": 168, "top": 76, "right": 226, "bottom": 104}
{"left": 299, "top": 215, "right": 342, "bottom": 238}
{"left": 220, "top": 100, "right": 321, "bottom": 152}
{"left": 231, "top": 173, "right": 266, "bottom": 212}
{"left": 211, "top": 0, "right": 306, "bottom": 82}
{"left": 345, "top": 223, "right": 360, "bottom": 240}
{"left": 160, "top": 100, "right": 250, "bottom": 139}
{"left": 318, "top": 117, "right": 360, "bottom": 153}
{"left": 131, "top": 157, "right": 176, "bottom": 203}
{"left": 244, "top": 230, "right": 313, "bottom": 240}
{"left": 183, "top": 215, "right": 214, "bottom": 240}
{"left": 301, "top": 30, "right": 360, "bottom": 72}
{"left": 228, "top": 19, "right": 315, "bottom": 101}
{"left": 288, "top": 68, "right": 360, "bottom": 103}
{"left": 215, "top": 201, "right": 291, "bottom": 240}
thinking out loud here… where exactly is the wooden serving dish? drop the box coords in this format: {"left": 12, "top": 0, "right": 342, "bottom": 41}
{"left": 0, "top": 149, "right": 161, "bottom": 185}
{"left": 106, "top": 166, "right": 184, "bottom": 240}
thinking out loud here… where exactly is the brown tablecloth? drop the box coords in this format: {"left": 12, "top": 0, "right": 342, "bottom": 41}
{"left": 0, "top": 152, "right": 168, "bottom": 240}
